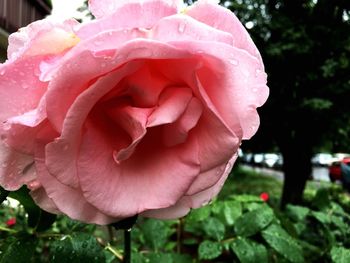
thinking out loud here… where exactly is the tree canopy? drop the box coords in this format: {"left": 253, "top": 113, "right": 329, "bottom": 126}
{"left": 226, "top": 0, "right": 350, "bottom": 205}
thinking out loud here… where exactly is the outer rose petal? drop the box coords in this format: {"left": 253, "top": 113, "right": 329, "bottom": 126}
{"left": 7, "top": 19, "right": 79, "bottom": 61}
{"left": 79, "top": 0, "right": 180, "bottom": 38}
{"left": 142, "top": 155, "right": 237, "bottom": 219}
{"left": 186, "top": 0, "right": 262, "bottom": 62}
{"left": 30, "top": 186, "right": 61, "bottom": 215}
{"left": 34, "top": 125, "right": 116, "bottom": 224}
{"left": 0, "top": 58, "right": 47, "bottom": 122}
{"left": 0, "top": 142, "right": 35, "bottom": 191}
{"left": 169, "top": 40, "right": 269, "bottom": 139}
{"left": 88, "top": 0, "right": 181, "bottom": 19}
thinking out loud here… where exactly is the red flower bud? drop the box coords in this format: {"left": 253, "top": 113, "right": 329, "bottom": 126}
{"left": 6, "top": 217, "right": 16, "bottom": 227}
{"left": 260, "top": 192, "right": 269, "bottom": 202}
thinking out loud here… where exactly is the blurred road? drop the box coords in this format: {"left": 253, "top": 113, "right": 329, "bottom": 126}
{"left": 242, "top": 165, "right": 330, "bottom": 182}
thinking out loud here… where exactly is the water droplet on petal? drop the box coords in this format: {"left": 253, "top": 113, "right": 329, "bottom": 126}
{"left": 178, "top": 22, "right": 186, "bottom": 33}
{"left": 229, "top": 59, "right": 239, "bottom": 66}
{"left": 3, "top": 122, "right": 11, "bottom": 131}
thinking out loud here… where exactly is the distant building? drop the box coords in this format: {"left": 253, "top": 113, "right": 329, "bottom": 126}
{"left": 0, "top": 0, "right": 51, "bottom": 61}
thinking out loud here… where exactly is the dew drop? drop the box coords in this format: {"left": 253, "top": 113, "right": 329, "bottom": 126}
{"left": 2, "top": 163, "right": 8, "bottom": 168}
{"left": 178, "top": 22, "right": 186, "bottom": 33}
{"left": 229, "top": 59, "right": 239, "bottom": 66}
{"left": 255, "top": 69, "right": 262, "bottom": 76}
{"left": 0, "top": 69, "right": 5, "bottom": 75}
{"left": 94, "top": 40, "right": 102, "bottom": 46}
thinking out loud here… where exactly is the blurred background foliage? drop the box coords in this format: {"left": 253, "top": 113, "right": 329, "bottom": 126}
{"left": 2, "top": 167, "right": 350, "bottom": 262}
{"left": 217, "top": 0, "right": 350, "bottom": 207}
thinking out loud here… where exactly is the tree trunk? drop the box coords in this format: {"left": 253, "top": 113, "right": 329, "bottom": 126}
{"left": 280, "top": 140, "right": 313, "bottom": 209}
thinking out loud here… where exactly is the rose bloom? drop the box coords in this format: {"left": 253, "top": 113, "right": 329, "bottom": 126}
{"left": 0, "top": 0, "right": 268, "bottom": 224}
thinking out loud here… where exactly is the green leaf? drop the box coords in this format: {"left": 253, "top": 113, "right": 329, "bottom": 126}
{"left": 147, "top": 253, "right": 173, "bottom": 263}
{"left": 186, "top": 205, "right": 211, "bottom": 223}
{"left": 233, "top": 195, "right": 262, "bottom": 202}
{"left": 0, "top": 186, "right": 9, "bottom": 204}
{"left": 170, "top": 253, "right": 192, "bottom": 263}
{"left": 131, "top": 252, "right": 147, "bottom": 263}
{"left": 230, "top": 237, "right": 268, "bottom": 263}
{"left": 213, "top": 201, "right": 242, "bottom": 226}
{"left": 312, "top": 188, "right": 331, "bottom": 210}
{"left": 262, "top": 224, "right": 304, "bottom": 263}
{"left": 285, "top": 205, "right": 310, "bottom": 222}
{"left": 234, "top": 206, "right": 274, "bottom": 237}
{"left": 311, "top": 211, "right": 331, "bottom": 225}
{"left": 198, "top": 240, "right": 222, "bottom": 260}
{"left": 202, "top": 217, "right": 226, "bottom": 241}
{"left": 145, "top": 253, "right": 192, "bottom": 263}
{"left": 50, "top": 233, "right": 105, "bottom": 263}
{"left": 330, "top": 247, "right": 350, "bottom": 263}
{"left": 140, "top": 219, "right": 169, "bottom": 251}
{"left": 0, "top": 235, "right": 38, "bottom": 263}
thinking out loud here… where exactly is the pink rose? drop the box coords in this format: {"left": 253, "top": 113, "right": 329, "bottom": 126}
{"left": 0, "top": 0, "right": 268, "bottom": 224}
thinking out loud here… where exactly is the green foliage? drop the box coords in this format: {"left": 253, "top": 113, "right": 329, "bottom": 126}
{"left": 198, "top": 240, "right": 222, "bottom": 260}
{"left": 50, "top": 233, "right": 106, "bottom": 263}
{"left": 262, "top": 224, "right": 304, "bottom": 263}
{"left": 230, "top": 237, "right": 268, "bottom": 263}
{"left": 1, "top": 168, "right": 350, "bottom": 262}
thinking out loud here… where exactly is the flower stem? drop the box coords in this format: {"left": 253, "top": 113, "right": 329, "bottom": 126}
{"left": 124, "top": 229, "right": 131, "bottom": 263}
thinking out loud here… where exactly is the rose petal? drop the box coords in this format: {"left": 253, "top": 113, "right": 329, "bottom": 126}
{"left": 186, "top": 155, "right": 237, "bottom": 208}
{"left": 141, "top": 155, "right": 237, "bottom": 219}
{"left": 0, "top": 142, "right": 35, "bottom": 191}
{"left": 77, "top": 121, "right": 200, "bottom": 218}
{"left": 7, "top": 19, "right": 78, "bottom": 61}
{"left": 152, "top": 14, "right": 233, "bottom": 45}
{"left": 88, "top": 0, "right": 180, "bottom": 19}
{"left": 30, "top": 186, "right": 61, "bottom": 214}
{"left": 187, "top": 0, "right": 262, "bottom": 62}
{"left": 106, "top": 105, "right": 153, "bottom": 163}
{"left": 169, "top": 40, "right": 269, "bottom": 139}
{"left": 147, "top": 87, "right": 193, "bottom": 127}
{"left": 46, "top": 41, "right": 193, "bottom": 132}
{"left": 35, "top": 133, "right": 116, "bottom": 224}
{"left": 162, "top": 97, "right": 203, "bottom": 147}
{"left": 45, "top": 61, "right": 142, "bottom": 188}
{"left": 0, "top": 58, "right": 47, "bottom": 122}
